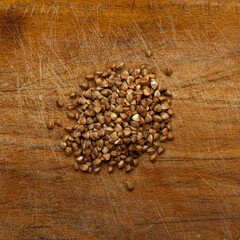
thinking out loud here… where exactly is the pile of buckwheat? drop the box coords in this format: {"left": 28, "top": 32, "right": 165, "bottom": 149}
{"left": 47, "top": 57, "right": 174, "bottom": 178}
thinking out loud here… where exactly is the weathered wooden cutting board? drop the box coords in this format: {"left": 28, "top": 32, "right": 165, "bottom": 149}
{"left": 0, "top": 0, "right": 239, "bottom": 239}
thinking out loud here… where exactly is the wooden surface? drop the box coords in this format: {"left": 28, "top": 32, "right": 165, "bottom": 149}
{"left": 0, "top": 1, "right": 240, "bottom": 239}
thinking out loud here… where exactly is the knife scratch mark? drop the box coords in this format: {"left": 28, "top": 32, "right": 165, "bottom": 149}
{"left": 23, "top": 5, "right": 28, "bottom": 18}
{"left": 40, "top": 4, "right": 45, "bottom": 16}
{"left": 155, "top": 203, "right": 173, "bottom": 240}
{"left": 30, "top": 3, "right": 36, "bottom": 17}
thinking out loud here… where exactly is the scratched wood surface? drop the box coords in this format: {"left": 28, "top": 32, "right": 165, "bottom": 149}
{"left": 0, "top": 1, "right": 240, "bottom": 239}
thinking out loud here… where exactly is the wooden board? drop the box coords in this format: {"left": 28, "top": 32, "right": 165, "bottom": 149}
{"left": 0, "top": 1, "right": 240, "bottom": 239}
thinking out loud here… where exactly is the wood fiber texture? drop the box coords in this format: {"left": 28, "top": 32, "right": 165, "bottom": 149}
{"left": 0, "top": 1, "right": 239, "bottom": 239}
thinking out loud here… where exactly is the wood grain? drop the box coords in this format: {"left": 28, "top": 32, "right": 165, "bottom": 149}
{"left": 0, "top": 1, "right": 239, "bottom": 239}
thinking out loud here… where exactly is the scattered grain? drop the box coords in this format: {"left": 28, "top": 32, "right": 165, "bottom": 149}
{"left": 125, "top": 181, "right": 134, "bottom": 191}
{"left": 107, "top": 166, "right": 114, "bottom": 173}
{"left": 85, "top": 72, "right": 95, "bottom": 81}
{"left": 47, "top": 120, "right": 55, "bottom": 129}
{"left": 145, "top": 49, "right": 152, "bottom": 57}
{"left": 55, "top": 119, "right": 62, "bottom": 126}
{"left": 80, "top": 164, "right": 89, "bottom": 172}
{"left": 164, "top": 67, "right": 173, "bottom": 76}
{"left": 70, "top": 91, "right": 77, "bottom": 98}
{"left": 56, "top": 99, "right": 64, "bottom": 108}
{"left": 65, "top": 147, "right": 72, "bottom": 156}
